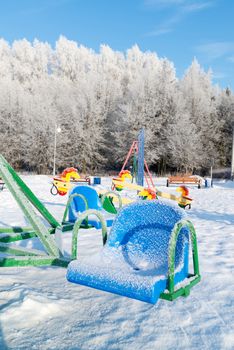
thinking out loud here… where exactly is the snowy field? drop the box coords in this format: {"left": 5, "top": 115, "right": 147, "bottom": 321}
{"left": 0, "top": 176, "right": 234, "bottom": 350}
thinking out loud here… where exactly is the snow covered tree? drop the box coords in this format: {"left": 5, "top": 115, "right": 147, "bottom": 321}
{"left": 180, "top": 59, "right": 220, "bottom": 171}
{"left": 215, "top": 88, "right": 234, "bottom": 168}
{"left": 0, "top": 37, "right": 232, "bottom": 175}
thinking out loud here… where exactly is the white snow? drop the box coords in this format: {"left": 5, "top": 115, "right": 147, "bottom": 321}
{"left": 0, "top": 176, "right": 234, "bottom": 350}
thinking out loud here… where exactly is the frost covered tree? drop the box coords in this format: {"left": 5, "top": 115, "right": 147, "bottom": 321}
{"left": 0, "top": 37, "right": 232, "bottom": 175}
{"left": 215, "top": 88, "right": 234, "bottom": 168}
{"left": 166, "top": 89, "right": 201, "bottom": 173}
{"left": 180, "top": 59, "right": 221, "bottom": 171}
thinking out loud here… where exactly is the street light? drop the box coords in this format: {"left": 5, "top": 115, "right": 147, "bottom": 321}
{"left": 231, "top": 121, "right": 234, "bottom": 181}
{"left": 53, "top": 125, "right": 61, "bottom": 176}
{"left": 210, "top": 158, "right": 214, "bottom": 187}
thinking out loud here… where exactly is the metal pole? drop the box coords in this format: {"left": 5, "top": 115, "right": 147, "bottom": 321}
{"left": 53, "top": 125, "right": 57, "bottom": 176}
{"left": 210, "top": 157, "right": 214, "bottom": 187}
{"left": 231, "top": 122, "right": 234, "bottom": 181}
{"left": 120, "top": 142, "right": 136, "bottom": 173}
{"left": 210, "top": 165, "right": 213, "bottom": 187}
{"left": 137, "top": 129, "right": 144, "bottom": 187}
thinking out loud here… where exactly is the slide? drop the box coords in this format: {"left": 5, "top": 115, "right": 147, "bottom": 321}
{"left": 67, "top": 200, "right": 191, "bottom": 304}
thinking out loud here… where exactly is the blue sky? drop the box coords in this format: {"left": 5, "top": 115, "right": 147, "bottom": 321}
{"left": 0, "top": 0, "right": 233, "bottom": 89}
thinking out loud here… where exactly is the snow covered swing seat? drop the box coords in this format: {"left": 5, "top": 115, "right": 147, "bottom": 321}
{"left": 68, "top": 185, "right": 116, "bottom": 229}
{"left": 67, "top": 200, "right": 201, "bottom": 304}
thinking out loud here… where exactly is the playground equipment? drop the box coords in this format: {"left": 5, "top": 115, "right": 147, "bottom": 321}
{"left": 67, "top": 200, "right": 201, "bottom": 304}
{"left": 0, "top": 154, "right": 200, "bottom": 304}
{"left": 112, "top": 179, "right": 193, "bottom": 209}
{"left": 138, "top": 188, "right": 157, "bottom": 200}
{"left": 0, "top": 155, "right": 67, "bottom": 267}
{"left": 176, "top": 186, "right": 192, "bottom": 209}
{"left": 64, "top": 186, "right": 121, "bottom": 229}
{"left": 0, "top": 156, "right": 106, "bottom": 267}
{"left": 113, "top": 129, "right": 154, "bottom": 191}
{"left": 99, "top": 191, "right": 125, "bottom": 212}
{"left": 51, "top": 167, "right": 90, "bottom": 196}
{"left": 113, "top": 170, "right": 132, "bottom": 191}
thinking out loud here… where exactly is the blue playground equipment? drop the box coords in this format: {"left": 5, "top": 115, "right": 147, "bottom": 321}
{"left": 67, "top": 186, "right": 116, "bottom": 229}
{"left": 137, "top": 128, "right": 144, "bottom": 186}
{"left": 67, "top": 200, "right": 201, "bottom": 304}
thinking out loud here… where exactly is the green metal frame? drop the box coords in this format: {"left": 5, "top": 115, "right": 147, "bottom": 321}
{"left": 0, "top": 155, "right": 108, "bottom": 268}
{"left": 0, "top": 255, "right": 70, "bottom": 268}
{"left": 0, "top": 227, "right": 55, "bottom": 243}
{"left": 0, "top": 155, "right": 60, "bottom": 228}
{"left": 160, "top": 220, "right": 201, "bottom": 301}
{"left": 62, "top": 193, "right": 90, "bottom": 228}
{"left": 0, "top": 155, "right": 65, "bottom": 267}
{"left": 100, "top": 191, "right": 122, "bottom": 214}
{"left": 71, "top": 209, "right": 107, "bottom": 259}
{"left": 0, "top": 226, "right": 32, "bottom": 233}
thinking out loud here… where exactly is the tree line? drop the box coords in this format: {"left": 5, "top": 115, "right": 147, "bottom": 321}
{"left": 0, "top": 36, "right": 233, "bottom": 176}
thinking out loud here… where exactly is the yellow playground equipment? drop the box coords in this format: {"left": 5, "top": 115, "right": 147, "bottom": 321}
{"left": 112, "top": 179, "right": 193, "bottom": 209}
{"left": 98, "top": 189, "right": 134, "bottom": 205}
{"left": 51, "top": 167, "right": 82, "bottom": 196}
{"left": 112, "top": 170, "right": 133, "bottom": 191}
{"left": 176, "top": 186, "right": 193, "bottom": 209}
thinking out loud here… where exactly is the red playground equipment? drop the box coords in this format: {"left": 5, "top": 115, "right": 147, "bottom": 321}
{"left": 113, "top": 129, "right": 154, "bottom": 191}
{"left": 120, "top": 139, "right": 154, "bottom": 189}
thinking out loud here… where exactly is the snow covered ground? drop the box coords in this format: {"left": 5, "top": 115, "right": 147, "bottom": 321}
{"left": 0, "top": 176, "right": 234, "bottom": 350}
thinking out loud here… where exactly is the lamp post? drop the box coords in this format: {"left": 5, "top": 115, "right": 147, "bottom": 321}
{"left": 210, "top": 158, "right": 214, "bottom": 187}
{"left": 231, "top": 121, "right": 234, "bottom": 180}
{"left": 53, "top": 125, "right": 61, "bottom": 176}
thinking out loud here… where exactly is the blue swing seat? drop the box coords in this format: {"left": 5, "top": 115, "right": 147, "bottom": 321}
{"left": 67, "top": 200, "right": 190, "bottom": 304}
{"left": 68, "top": 185, "right": 115, "bottom": 229}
